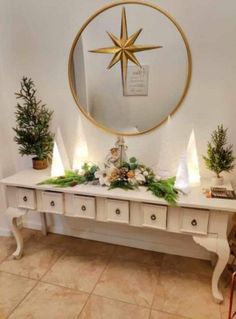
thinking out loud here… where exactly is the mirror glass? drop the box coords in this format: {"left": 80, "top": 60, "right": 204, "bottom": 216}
{"left": 69, "top": 2, "right": 191, "bottom": 135}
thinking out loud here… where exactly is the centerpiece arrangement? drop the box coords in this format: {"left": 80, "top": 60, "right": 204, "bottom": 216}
{"left": 40, "top": 137, "right": 178, "bottom": 204}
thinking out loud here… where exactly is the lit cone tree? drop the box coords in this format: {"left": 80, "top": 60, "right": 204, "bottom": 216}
{"left": 13, "top": 77, "right": 54, "bottom": 161}
{"left": 203, "top": 125, "right": 235, "bottom": 178}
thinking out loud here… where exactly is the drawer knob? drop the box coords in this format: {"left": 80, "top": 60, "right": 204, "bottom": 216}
{"left": 81, "top": 205, "right": 86, "bottom": 211}
{"left": 151, "top": 214, "right": 156, "bottom": 221}
{"left": 191, "top": 219, "right": 197, "bottom": 226}
{"left": 50, "top": 200, "right": 55, "bottom": 207}
{"left": 115, "top": 209, "right": 121, "bottom": 215}
{"left": 23, "top": 196, "right": 28, "bottom": 202}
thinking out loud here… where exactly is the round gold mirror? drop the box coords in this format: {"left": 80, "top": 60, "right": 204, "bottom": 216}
{"left": 68, "top": 1, "right": 192, "bottom": 136}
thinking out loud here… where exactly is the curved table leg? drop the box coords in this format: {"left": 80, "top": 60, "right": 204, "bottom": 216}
{"left": 210, "top": 252, "right": 217, "bottom": 267}
{"left": 193, "top": 235, "right": 230, "bottom": 303}
{"left": 5, "top": 207, "right": 27, "bottom": 260}
{"left": 11, "top": 216, "right": 24, "bottom": 259}
{"left": 212, "top": 238, "right": 230, "bottom": 303}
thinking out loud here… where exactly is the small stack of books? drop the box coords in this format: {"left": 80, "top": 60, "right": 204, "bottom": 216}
{"left": 210, "top": 187, "right": 236, "bottom": 199}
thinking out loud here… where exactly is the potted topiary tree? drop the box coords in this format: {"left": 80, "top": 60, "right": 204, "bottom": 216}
{"left": 203, "top": 125, "right": 235, "bottom": 185}
{"left": 13, "top": 77, "right": 54, "bottom": 169}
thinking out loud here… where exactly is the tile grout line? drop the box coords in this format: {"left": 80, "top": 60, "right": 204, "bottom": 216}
{"left": 0, "top": 230, "right": 34, "bottom": 271}
{"left": 149, "top": 254, "right": 192, "bottom": 318}
{"left": 1, "top": 232, "right": 67, "bottom": 318}
{"left": 39, "top": 248, "right": 117, "bottom": 293}
{"left": 0, "top": 247, "right": 66, "bottom": 282}
{"left": 1, "top": 230, "right": 224, "bottom": 319}
{"left": 75, "top": 247, "right": 156, "bottom": 318}
{"left": 76, "top": 247, "right": 164, "bottom": 317}
{"left": 147, "top": 308, "right": 152, "bottom": 319}
{"left": 149, "top": 273, "right": 193, "bottom": 319}
{"left": 75, "top": 293, "right": 90, "bottom": 319}
{"left": 35, "top": 243, "right": 118, "bottom": 319}
{"left": 39, "top": 247, "right": 116, "bottom": 285}
{"left": 91, "top": 292, "right": 151, "bottom": 309}
{"left": 0, "top": 247, "right": 65, "bottom": 282}
{"left": 148, "top": 256, "right": 194, "bottom": 319}
{"left": 39, "top": 278, "right": 90, "bottom": 294}
{"left": 149, "top": 260, "right": 162, "bottom": 310}
{"left": 0, "top": 238, "right": 22, "bottom": 265}
{"left": 6, "top": 279, "right": 40, "bottom": 319}
{"left": 39, "top": 247, "right": 67, "bottom": 282}
{"left": 0, "top": 253, "right": 15, "bottom": 265}
{"left": 39, "top": 276, "right": 151, "bottom": 312}
{"left": 0, "top": 229, "right": 65, "bottom": 266}
{"left": 90, "top": 245, "right": 117, "bottom": 294}
{"left": 76, "top": 245, "right": 117, "bottom": 319}
{"left": 0, "top": 269, "right": 39, "bottom": 282}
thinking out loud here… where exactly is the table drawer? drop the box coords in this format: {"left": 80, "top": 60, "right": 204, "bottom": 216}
{"left": 106, "top": 199, "right": 129, "bottom": 224}
{"left": 41, "top": 192, "right": 64, "bottom": 214}
{"left": 180, "top": 208, "right": 209, "bottom": 235}
{"left": 142, "top": 204, "right": 167, "bottom": 230}
{"left": 66, "top": 195, "right": 96, "bottom": 219}
{"left": 17, "top": 188, "right": 36, "bottom": 210}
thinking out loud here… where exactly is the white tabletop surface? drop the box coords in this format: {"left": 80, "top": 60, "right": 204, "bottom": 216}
{"left": 1, "top": 169, "right": 236, "bottom": 212}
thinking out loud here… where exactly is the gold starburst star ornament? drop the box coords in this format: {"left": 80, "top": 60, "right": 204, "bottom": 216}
{"left": 89, "top": 7, "right": 162, "bottom": 88}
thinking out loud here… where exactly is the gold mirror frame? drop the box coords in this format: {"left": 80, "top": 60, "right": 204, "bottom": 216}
{"left": 68, "top": 0, "right": 192, "bottom": 136}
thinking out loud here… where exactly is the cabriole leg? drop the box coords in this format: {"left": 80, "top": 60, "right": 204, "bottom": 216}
{"left": 193, "top": 235, "right": 230, "bottom": 303}
{"left": 6, "top": 208, "right": 27, "bottom": 260}
{"left": 211, "top": 239, "right": 230, "bottom": 303}
{"left": 10, "top": 216, "right": 24, "bottom": 259}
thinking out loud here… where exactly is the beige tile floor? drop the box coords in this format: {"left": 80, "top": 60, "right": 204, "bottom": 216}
{"left": 0, "top": 228, "right": 234, "bottom": 319}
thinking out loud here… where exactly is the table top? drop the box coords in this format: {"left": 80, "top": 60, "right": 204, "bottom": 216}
{"left": 1, "top": 169, "right": 236, "bottom": 212}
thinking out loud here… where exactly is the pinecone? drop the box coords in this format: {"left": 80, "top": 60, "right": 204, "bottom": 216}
{"left": 70, "top": 181, "right": 78, "bottom": 187}
{"left": 119, "top": 167, "right": 129, "bottom": 180}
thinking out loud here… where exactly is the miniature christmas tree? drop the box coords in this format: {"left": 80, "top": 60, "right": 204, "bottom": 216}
{"left": 203, "top": 125, "right": 235, "bottom": 178}
{"left": 13, "top": 77, "right": 54, "bottom": 163}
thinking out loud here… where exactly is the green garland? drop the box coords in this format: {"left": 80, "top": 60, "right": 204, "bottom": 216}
{"left": 39, "top": 164, "right": 98, "bottom": 188}
{"left": 147, "top": 177, "right": 178, "bottom": 205}
{"left": 39, "top": 159, "right": 178, "bottom": 205}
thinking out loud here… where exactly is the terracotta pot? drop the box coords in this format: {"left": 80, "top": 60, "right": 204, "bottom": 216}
{"left": 211, "top": 176, "right": 224, "bottom": 186}
{"left": 32, "top": 158, "right": 48, "bottom": 170}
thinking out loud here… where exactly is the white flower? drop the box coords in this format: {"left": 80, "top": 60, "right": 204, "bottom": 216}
{"left": 95, "top": 165, "right": 117, "bottom": 186}
{"left": 95, "top": 168, "right": 110, "bottom": 186}
{"left": 135, "top": 169, "right": 146, "bottom": 183}
{"left": 128, "top": 169, "right": 146, "bottom": 185}
{"left": 143, "top": 171, "right": 149, "bottom": 177}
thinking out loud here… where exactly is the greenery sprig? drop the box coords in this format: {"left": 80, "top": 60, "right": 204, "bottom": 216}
{"left": 147, "top": 177, "right": 178, "bottom": 205}
{"left": 39, "top": 158, "right": 179, "bottom": 205}
{"left": 39, "top": 164, "right": 98, "bottom": 188}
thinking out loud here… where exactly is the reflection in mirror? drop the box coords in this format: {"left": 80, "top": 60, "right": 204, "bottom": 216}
{"left": 69, "top": 2, "right": 191, "bottom": 135}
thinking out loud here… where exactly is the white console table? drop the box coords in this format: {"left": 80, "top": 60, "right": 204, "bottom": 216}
{"left": 1, "top": 169, "right": 236, "bottom": 303}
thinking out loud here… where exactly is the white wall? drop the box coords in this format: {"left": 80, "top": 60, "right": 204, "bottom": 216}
{"left": 0, "top": 0, "right": 236, "bottom": 257}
